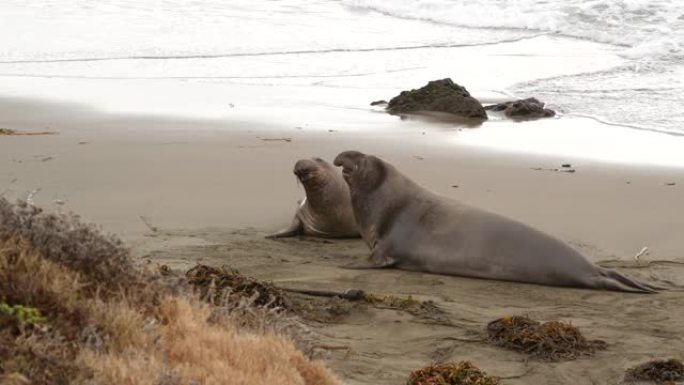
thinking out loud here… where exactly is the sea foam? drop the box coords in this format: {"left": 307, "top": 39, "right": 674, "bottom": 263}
{"left": 343, "top": 0, "right": 684, "bottom": 61}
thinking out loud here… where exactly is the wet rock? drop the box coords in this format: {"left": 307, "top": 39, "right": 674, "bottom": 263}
{"left": 484, "top": 97, "right": 555, "bottom": 120}
{"left": 386, "top": 78, "right": 487, "bottom": 120}
{"left": 370, "top": 100, "right": 388, "bottom": 106}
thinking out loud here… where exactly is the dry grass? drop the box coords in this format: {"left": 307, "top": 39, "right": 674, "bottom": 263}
{"left": 160, "top": 298, "right": 337, "bottom": 385}
{"left": 0, "top": 197, "right": 341, "bottom": 385}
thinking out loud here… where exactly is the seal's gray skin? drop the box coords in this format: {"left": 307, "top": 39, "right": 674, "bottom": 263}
{"left": 333, "top": 150, "right": 659, "bottom": 293}
{"left": 268, "top": 158, "right": 359, "bottom": 239}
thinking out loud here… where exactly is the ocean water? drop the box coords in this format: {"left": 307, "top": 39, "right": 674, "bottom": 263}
{"left": 0, "top": 0, "right": 682, "bottom": 135}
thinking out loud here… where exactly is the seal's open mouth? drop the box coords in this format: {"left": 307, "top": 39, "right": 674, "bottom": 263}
{"left": 341, "top": 166, "right": 353, "bottom": 182}
{"left": 334, "top": 151, "right": 365, "bottom": 184}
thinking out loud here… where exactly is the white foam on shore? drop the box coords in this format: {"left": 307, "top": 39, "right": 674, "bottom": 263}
{"left": 343, "top": 0, "right": 684, "bottom": 61}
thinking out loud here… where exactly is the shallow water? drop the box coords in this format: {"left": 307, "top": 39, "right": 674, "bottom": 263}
{"left": 0, "top": 0, "right": 682, "bottom": 136}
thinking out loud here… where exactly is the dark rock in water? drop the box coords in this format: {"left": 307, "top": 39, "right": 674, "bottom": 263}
{"left": 386, "top": 78, "right": 487, "bottom": 120}
{"left": 484, "top": 98, "right": 555, "bottom": 120}
{"left": 370, "top": 100, "right": 388, "bottom": 106}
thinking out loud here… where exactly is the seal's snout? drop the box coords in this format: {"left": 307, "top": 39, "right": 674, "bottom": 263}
{"left": 334, "top": 151, "right": 365, "bottom": 183}
{"left": 293, "top": 159, "right": 319, "bottom": 181}
{"left": 334, "top": 151, "right": 363, "bottom": 169}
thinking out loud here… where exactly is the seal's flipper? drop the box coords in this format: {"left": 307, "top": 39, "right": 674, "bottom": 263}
{"left": 339, "top": 258, "right": 398, "bottom": 270}
{"left": 266, "top": 216, "right": 303, "bottom": 239}
{"left": 340, "top": 244, "right": 398, "bottom": 269}
{"left": 596, "top": 268, "right": 659, "bottom": 294}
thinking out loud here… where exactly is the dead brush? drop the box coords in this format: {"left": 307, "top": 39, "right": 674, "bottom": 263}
{"left": 0, "top": 240, "right": 149, "bottom": 384}
{"left": 158, "top": 297, "right": 339, "bottom": 385}
{"left": 184, "top": 264, "right": 316, "bottom": 354}
{"left": 207, "top": 289, "right": 317, "bottom": 357}
{"left": 486, "top": 315, "right": 606, "bottom": 361}
{"left": 0, "top": 199, "right": 340, "bottom": 385}
{"left": 407, "top": 361, "right": 500, "bottom": 385}
{"left": 625, "top": 359, "right": 684, "bottom": 384}
{"left": 0, "top": 198, "right": 139, "bottom": 293}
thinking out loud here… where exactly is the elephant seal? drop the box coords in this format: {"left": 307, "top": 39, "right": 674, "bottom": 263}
{"left": 267, "top": 157, "right": 358, "bottom": 238}
{"left": 333, "top": 150, "right": 659, "bottom": 293}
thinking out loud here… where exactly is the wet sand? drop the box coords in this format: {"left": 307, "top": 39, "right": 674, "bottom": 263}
{"left": 1, "top": 98, "right": 684, "bottom": 384}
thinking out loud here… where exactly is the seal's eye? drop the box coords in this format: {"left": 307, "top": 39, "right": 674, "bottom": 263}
{"left": 295, "top": 167, "right": 316, "bottom": 179}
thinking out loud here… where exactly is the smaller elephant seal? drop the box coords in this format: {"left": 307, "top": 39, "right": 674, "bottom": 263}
{"left": 333, "top": 150, "right": 660, "bottom": 293}
{"left": 267, "top": 157, "right": 359, "bottom": 238}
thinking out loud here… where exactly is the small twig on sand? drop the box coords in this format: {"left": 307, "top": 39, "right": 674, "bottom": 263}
{"left": 598, "top": 247, "right": 684, "bottom": 269}
{"left": 313, "top": 344, "right": 352, "bottom": 359}
{"left": 278, "top": 287, "right": 365, "bottom": 301}
{"left": 313, "top": 344, "right": 350, "bottom": 350}
{"left": 634, "top": 246, "right": 649, "bottom": 261}
{"left": 26, "top": 188, "right": 41, "bottom": 205}
{"left": 530, "top": 167, "right": 575, "bottom": 173}
{"left": 139, "top": 215, "right": 159, "bottom": 232}
{"left": 260, "top": 138, "right": 292, "bottom": 142}
{"left": 596, "top": 246, "right": 684, "bottom": 269}
{"left": 441, "top": 336, "right": 486, "bottom": 343}
{"left": 598, "top": 259, "right": 684, "bottom": 269}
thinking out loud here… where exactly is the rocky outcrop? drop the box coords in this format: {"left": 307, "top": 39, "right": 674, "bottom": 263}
{"left": 386, "top": 79, "right": 487, "bottom": 120}
{"left": 484, "top": 98, "right": 555, "bottom": 120}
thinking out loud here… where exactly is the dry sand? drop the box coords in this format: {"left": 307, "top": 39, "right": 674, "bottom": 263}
{"left": 1, "top": 97, "right": 684, "bottom": 384}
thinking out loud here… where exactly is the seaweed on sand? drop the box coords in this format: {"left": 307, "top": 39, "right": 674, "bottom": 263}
{"left": 407, "top": 361, "right": 500, "bottom": 385}
{"left": 0, "top": 128, "right": 56, "bottom": 136}
{"left": 185, "top": 264, "right": 288, "bottom": 309}
{"left": 486, "top": 315, "right": 606, "bottom": 361}
{"left": 184, "top": 264, "right": 451, "bottom": 325}
{"left": 364, "top": 293, "right": 451, "bottom": 325}
{"left": 625, "top": 359, "right": 684, "bottom": 384}
{"left": 184, "top": 264, "right": 355, "bottom": 323}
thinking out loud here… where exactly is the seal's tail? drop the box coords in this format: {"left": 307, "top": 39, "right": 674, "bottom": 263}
{"left": 597, "top": 268, "right": 663, "bottom": 294}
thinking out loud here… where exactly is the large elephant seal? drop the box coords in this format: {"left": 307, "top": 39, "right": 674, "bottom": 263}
{"left": 333, "top": 151, "right": 659, "bottom": 293}
{"left": 267, "top": 158, "right": 358, "bottom": 238}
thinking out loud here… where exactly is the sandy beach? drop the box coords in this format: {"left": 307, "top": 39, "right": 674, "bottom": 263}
{"left": 2, "top": 96, "right": 683, "bottom": 384}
